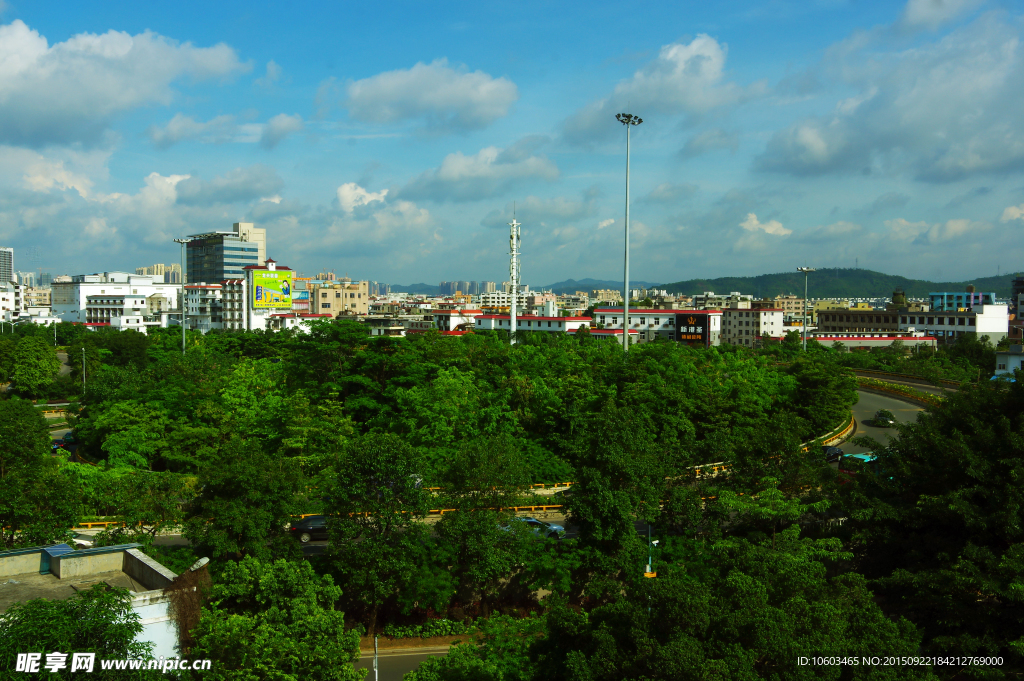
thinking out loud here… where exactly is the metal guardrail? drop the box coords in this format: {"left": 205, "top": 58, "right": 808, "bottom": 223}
{"left": 852, "top": 368, "right": 962, "bottom": 387}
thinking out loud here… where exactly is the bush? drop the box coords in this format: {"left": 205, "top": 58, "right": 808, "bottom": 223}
{"left": 383, "top": 618, "right": 475, "bottom": 639}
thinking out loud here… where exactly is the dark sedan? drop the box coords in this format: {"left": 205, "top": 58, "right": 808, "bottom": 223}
{"left": 822, "top": 446, "right": 844, "bottom": 463}
{"left": 289, "top": 515, "right": 328, "bottom": 543}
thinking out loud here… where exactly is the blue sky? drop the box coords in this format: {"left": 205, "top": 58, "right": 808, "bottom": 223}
{"left": 1, "top": 0, "right": 1023, "bottom": 287}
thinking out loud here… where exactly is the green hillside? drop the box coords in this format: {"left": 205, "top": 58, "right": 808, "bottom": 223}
{"left": 659, "top": 268, "right": 1022, "bottom": 300}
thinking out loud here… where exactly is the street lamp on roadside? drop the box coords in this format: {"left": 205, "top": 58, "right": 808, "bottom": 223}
{"left": 797, "top": 267, "right": 816, "bottom": 351}
{"left": 616, "top": 112, "right": 643, "bottom": 353}
{"left": 173, "top": 238, "right": 191, "bottom": 355}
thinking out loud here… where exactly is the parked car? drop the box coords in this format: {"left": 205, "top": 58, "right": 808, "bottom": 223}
{"left": 515, "top": 517, "right": 565, "bottom": 540}
{"left": 873, "top": 409, "right": 896, "bottom": 427}
{"left": 822, "top": 446, "right": 844, "bottom": 463}
{"left": 289, "top": 515, "right": 328, "bottom": 543}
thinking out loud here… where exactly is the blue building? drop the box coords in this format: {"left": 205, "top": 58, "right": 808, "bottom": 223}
{"left": 929, "top": 289, "right": 994, "bottom": 311}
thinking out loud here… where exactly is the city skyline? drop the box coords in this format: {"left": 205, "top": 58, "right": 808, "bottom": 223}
{"left": 0, "top": 1, "right": 1022, "bottom": 286}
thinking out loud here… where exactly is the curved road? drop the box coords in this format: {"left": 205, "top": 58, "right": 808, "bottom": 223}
{"left": 845, "top": 389, "right": 924, "bottom": 455}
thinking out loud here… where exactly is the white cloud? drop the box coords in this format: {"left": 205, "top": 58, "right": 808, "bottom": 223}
{"left": 254, "top": 60, "right": 282, "bottom": 88}
{"left": 400, "top": 139, "right": 558, "bottom": 202}
{"left": 641, "top": 182, "right": 698, "bottom": 204}
{"left": 598, "top": 218, "right": 615, "bottom": 229}
{"left": 259, "top": 113, "right": 303, "bottom": 149}
{"left": 563, "top": 35, "right": 763, "bottom": 144}
{"left": 345, "top": 58, "right": 518, "bottom": 133}
{"left": 479, "top": 191, "right": 598, "bottom": 229}
{"left": 900, "top": 0, "right": 983, "bottom": 30}
{"left": 740, "top": 212, "right": 791, "bottom": 236}
{"left": 337, "top": 182, "right": 388, "bottom": 213}
{"left": 175, "top": 165, "right": 285, "bottom": 206}
{"left": 885, "top": 216, "right": 987, "bottom": 243}
{"left": 0, "top": 20, "right": 247, "bottom": 147}
{"left": 757, "top": 13, "right": 1024, "bottom": 182}
{"left": 147, "top": 113, "right": 238, "bottom": 149}
{"left": 1001, "top": 203, "right": 1024, "bottom": 221}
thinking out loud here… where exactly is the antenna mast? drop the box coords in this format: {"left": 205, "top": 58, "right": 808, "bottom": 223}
{"left": 509, "top": 208, "right": 521, "bottom": 346}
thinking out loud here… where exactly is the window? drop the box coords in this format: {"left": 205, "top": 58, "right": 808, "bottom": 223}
{"left": 350, "top": 293, "right": 355, "bottom": 298}
{"left": 968, "top": 318, "right": 975, "bottom": 326}
{"left": 321, "top": 292, "right": 328, "bottom": 299}
{"left": 321, "top": 303, "right": 330, "bottom": 309}
{"left": 901, "top": 317, "right": 907, "bottom": 324}
{"left": 928, "top": 317, "right": 934, "bottom": 325}
{"left": 959, "top": 318, "right": 966, "bottom": 326}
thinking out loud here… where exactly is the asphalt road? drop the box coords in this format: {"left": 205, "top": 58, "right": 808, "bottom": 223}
{"left": 845, "top": 390, "right": 924, "bottom": 455}
{"left": 354, "top": 648, "right": 451, "bottom": 681}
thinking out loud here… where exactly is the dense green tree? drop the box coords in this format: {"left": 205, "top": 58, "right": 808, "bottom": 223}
{"left": 92, "top": 471, "right": 195, "bottom": 547}
{"left": 786, "top": 358, "right": 858, "bottom": 439}
{"left": 185, "top": 557, "right": 364, "bottom": 681}
{"left": 0, "top": 584, "right": 157, "bottom": 680}
{"left": 0, "top": 398, "right": 51, "bottom": 479}
{"left": 849, "top": 379, "right": 1024, "bottom": 673}
{"left": 434, "top": 435, "right": 535, "bottom": 616}
{"left": 404, "top": 615, "right": 543, "bottom": 681}
{"left": 323, "top": 433, "right": 431, "bottom": 634}
{"left": 67, "top": 341, "right": 103, "bottom": 387}
{"left": 0, "top": 335, "right": 16, "bottom": 382}
{"left": 11, "top": 335, "right": 60, "bottom": 396}
{"left": 183, "top": 438, "right": 302, "bottom": 561}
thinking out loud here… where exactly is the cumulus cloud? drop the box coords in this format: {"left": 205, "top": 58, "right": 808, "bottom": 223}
{"left": 678, "top": 128, "right": 738, "bottom": 159}
{"left": 175, "top": 165, "right": 285, "bottom": 206}
{"left": 563, "top": 35, "right": 764, "bottom": 145}
{"left": 1001, "top": 204, "right": 1024, "bottom": 221}
{"left": 900, "top": 0, "right": 983, "bottom": 31}
{"left": 259, "top": 113, "right": 303, "bottom": 149}
{"left": 400, "top": 139, "right": 558, "bottom": 202}
{"left": 756, "top": 13, "right": 1024, "bottom": 182}
{"left": 311, "top": 197, "right": 434, "bottom": 258}
{"left": 345, "top": 58, "right": 518, "bottom": 133}
{"left": 0, "top": 20, "right": 247, "bottom": 148}
{"left": 147, "top": 113, "right": 238, "bottom": 149}
{"left": 337, "top": 182, "right": 388, "bottom": 213}
{"left": 254, "top": 60, "right": 282, "bottom": 88}
{"left": 740, "top": 212, "right": 791, "bottom": 236}
{"left": 885, "top": 216, "right": 988, "bottom": 243}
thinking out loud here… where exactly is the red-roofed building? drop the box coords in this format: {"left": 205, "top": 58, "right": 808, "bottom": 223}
{"left": 433, "top": 309, "right": 483, "bottom": 332}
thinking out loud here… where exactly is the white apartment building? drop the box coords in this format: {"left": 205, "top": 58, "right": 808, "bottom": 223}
{"left": 185, "top": 284, "right": 224, "bottom": 333}
{"left": 479, "top": 290, "right": 530, "bottom": 309}
{"left": 721, "top": 307, "right": 784, "bottom": 347}
{"left": 220, "top": 279, "right": 247, "bottom": 330}
{"left": 51, "top": 272, "right": 180, "bottom": 324}
{"left": 898, "top": 304, "right": 1009, "bottom": 346}
{"left": 474, "top": 314, "right": 592, "bottom": 335}
{"left": 433, "top": 309, "right": 483, "bottom": 331}
{"left": 693, "top": 291, "right": 752, "bottom": 310}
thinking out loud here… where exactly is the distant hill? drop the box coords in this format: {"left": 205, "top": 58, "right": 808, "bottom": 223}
{"left": 389, "top": 283, "right": 440, "bottom": 295}
{"left": 658, "top": 268, "right": 1022, "bottom": 299}
{"left": 540, "top": 278, "right": 659, "bottom": 294}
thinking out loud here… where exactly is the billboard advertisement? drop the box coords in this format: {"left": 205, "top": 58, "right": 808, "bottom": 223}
{"left": 253, "top": 270, "right": 293, "bottom": 309}
{"left": 675, "top": 312, "right": 710, "bottom": 347}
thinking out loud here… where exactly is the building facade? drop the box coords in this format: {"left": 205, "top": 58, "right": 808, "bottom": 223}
{"left": 899, "top": 305, "right": 1009, "bottom": 345}
{"left": 930, "top": 289, "right": 994, "bottom": 311}
{"left": 721, "top": 308, "right": 784, "bottom": 347}
{"left": 51, "top": 272, "right": 181, "bottom": 324}
{"left": 0, "top": 247, "right": 12, "bottom": 283}
{"left": 310, "top": 278, "right": 370, "bottom": 316}
{"left": 591, "top": 307, "right": 722, "bottom": 346}
{"left": 185, "top": 222, "right": 265, "bottom": 284}
{"left": 474, "top": 314, "right": 591, "bottom": 335}
{"left": 816, "top": 309, "right": 900, "bottom": 334}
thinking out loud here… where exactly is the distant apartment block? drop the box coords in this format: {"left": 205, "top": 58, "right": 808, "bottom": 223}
{"left": 0, "top": 247, "right": 12, "bottom": 283}
{"left": 930, "top": 288, "right": 995, "bottom": 311}
{"left": 721, "top": 308, "right": 784, "bottom": 347}
{"left": 311, "top": 277, "right": 370, "bottom": 316}
{"left": 135, "top": 263, "right": 182, "bottom": 283}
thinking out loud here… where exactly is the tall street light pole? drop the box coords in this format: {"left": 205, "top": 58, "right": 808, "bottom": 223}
{"left": 508, "top": 214, "right": 521, "bottom": 346}
{"left": 173, "top": 238, "right": 191, "bottom": 355}
{"left": 797, "top": 267, "right": 815, "bottom": 352}
{"left": 616, "top": 112, "right": 642, "bottom": 354}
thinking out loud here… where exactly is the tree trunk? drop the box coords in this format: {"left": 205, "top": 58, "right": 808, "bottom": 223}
{"left": 368, "top": 602, "right": 380, "bottom": 636}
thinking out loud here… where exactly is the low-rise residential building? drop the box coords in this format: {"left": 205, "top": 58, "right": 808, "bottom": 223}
{"left": 24, "top": 287, "right": 50, "bottom": 308}
{"left": 995, "top": 344, "right": 1023, "bottom": 378}
{"left": 694, "top": 291, "right": 752, "bottom": 310}
{"left": 816, "top": 309, "right": 901, "bottom": 334}
{"left": 590, "top": 289, "right": 621, "bottom": 303}
{"left": 184, "top": 284, "right": 223, "bottom": 333}
{"left": 433, "top": 309, "right": 483, "bottom": 332}
{"left": 721, "top": 307, "right": 784, "bottom": 347}
{"left": 310, "top": 278, "right": 370, "bottom": 316}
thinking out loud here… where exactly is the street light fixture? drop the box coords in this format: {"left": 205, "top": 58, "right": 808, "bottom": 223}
{"left": 173, "top": 238, "right": 192, "bottom": 355}
{"left": 616, "top": 112, "right": 642, "bottom": 354}
{"left": 797, "top": 267, "right": 816, "bottom": 352}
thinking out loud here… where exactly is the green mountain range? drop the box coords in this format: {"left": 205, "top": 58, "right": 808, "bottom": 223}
{"left": 658, "top": 268, "right": 1023, "bottom": 300}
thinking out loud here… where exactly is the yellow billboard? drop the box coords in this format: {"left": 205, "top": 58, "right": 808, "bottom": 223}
{"left": 253, "top": 270, "right": 292, "bottom": 309}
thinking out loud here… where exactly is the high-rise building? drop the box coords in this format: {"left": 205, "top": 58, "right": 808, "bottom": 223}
{"left": 0, "top": 247, "right": 12, "bottom": 283}
{"left": 15, "top": 271, "right": 36, "bottom": 288}
{"left": 186, "top": 222, "right": 266, "bottom": 284}
{"left": 481, "top": 281, "right": 496, "bottom": 293}
{"left": 39, "top": 272, "right": 53, "bottom": 287}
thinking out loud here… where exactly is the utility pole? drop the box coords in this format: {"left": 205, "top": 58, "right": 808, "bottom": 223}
{"left": 173, "top": 238, "right": 191, "bottom": 354}
{"left": 616, "top": 112, "right": 643, "bottom": 353}
{"left": 797, "top": 267, "right": 816, "bottom": 352}
{"left": 508, "top": 213, "right": 521, "bottom": 346}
